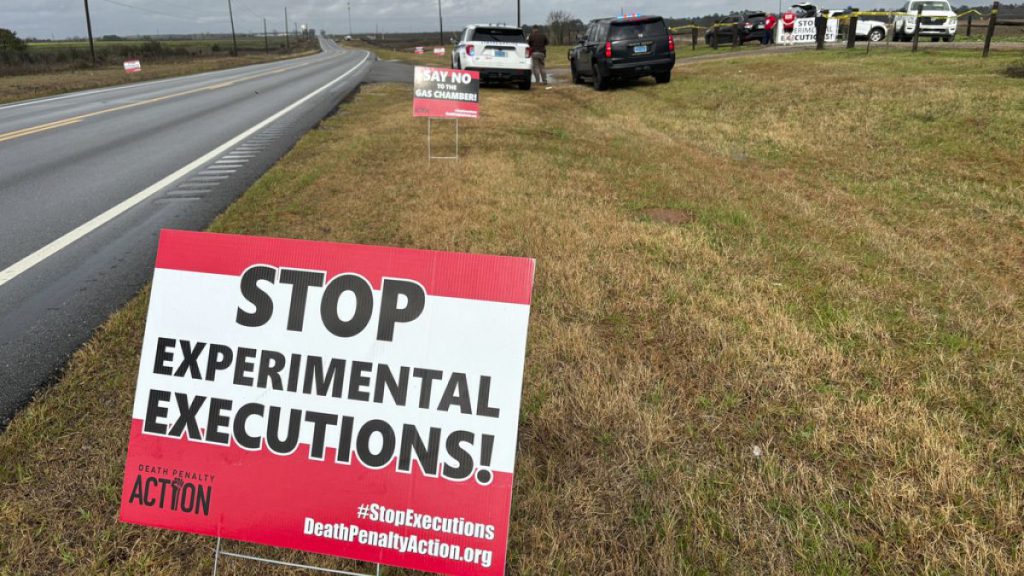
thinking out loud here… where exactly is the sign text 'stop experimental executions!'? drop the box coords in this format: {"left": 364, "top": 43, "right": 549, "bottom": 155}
{"left": 120, "top": 230, "right": 535, "bottom": 576}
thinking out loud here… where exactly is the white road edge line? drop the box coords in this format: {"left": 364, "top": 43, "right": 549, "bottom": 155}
{"left": 0, "top": 51, "right": 370, "bottom": 288}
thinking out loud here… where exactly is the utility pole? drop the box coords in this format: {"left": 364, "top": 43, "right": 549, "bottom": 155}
{"left": 263, "top": 18, "right": 269, "bottom": 53}
{"left": 517, "top": 0, "right": 521, "bottom": 27}
{"left": 347, "top": 1, "right": 352, "bottom": 37}
{"left": 83, "top": 0, "right": 96, "bottom": 65}
{"left": 285, "top": 6, "right": 290, "bottom": 50}
{"left": 437, "top": 0, "right": 444, "bottom": 45}
{"left": 227, "top": 0, "right": 238, "bottom": 56}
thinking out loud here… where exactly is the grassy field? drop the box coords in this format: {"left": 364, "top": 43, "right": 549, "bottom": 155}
{"left": 26, "top": 37, "right": 286, "bottom": 54}
{"left": 0, "top": 47, "right": 319, "bottom": 106}
{"left": 2, "top": 49, "right": 1024, "bottom": 574}
{"left": 0, "top": 35, "right": 319, "bottom": 105}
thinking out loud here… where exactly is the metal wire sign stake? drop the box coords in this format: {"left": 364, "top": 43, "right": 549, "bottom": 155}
{"left": 427, "top": 118, "right": 460, "bottom": 161}
{"left": 213, "top": 537, "right": 382, "bottom": 576}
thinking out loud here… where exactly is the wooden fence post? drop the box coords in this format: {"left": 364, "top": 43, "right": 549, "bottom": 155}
{"left": 692, "top": 26, "right": 698, "bottom": 50}
{"left": 967, "top": 13, "right": 973, "bottom": 36}
{"left": 732, "top": 23, "right": 741, "bottom": 48}
{"left": 983, "top": 1, "right": 999, "bottom": 57}
{"left": 711, "top": 26, "right": 719, "bottom": 49}
{"left": 815, "top": 15, "right": 826, "bottom": 49}
{"left": 847, "top": 15, "right": 858, "bottom": 48}
{"left": 912, "top": 5, "right": 923, "bottom": 51}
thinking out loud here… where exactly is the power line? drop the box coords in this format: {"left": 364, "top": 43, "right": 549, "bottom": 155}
{"left": 97, "top": 0, "right": 204, "bottom": 21}
{"left": 232, "top": 0, "right": 266, "bottom": 20}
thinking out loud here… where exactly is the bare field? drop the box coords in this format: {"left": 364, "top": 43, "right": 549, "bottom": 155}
{"left": 1, "top": 49, "right": 1023, "bottom": 574}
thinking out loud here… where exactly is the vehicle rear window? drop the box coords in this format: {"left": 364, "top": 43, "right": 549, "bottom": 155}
{"left": 608, "top": 19, "right": 667, "bottom": 41}
{"left": 909, "top": 1, "right": 950, "bottom": 9}
{"left": 471, "top": 28, "right": 525, "bottom": 42}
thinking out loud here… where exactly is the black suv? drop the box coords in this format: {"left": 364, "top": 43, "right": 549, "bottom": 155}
{"left": 704, "top": 12, "right": 768, "bottom": 46}
{"left": 569, "top": 16, "right": 676, "bottom": 91}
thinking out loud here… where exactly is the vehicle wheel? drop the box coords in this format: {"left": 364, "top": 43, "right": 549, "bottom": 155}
{"left": 519, "top": 77, "right": 531, "bottom": 90}
{"left": 571, "top": 62, "right": 583, "bottom": 84}
{"left": 931, "top": 36, "right": 939, "bottom": 42}
{"left": 592, "top": 62, "right": 608, "bottom": 91}
{"left": 942, "top": 34, "right": 954, "bottom": 42}
{"left": 868, "top": 28, "right": 885, "bottom": 42}
{"left": 654, "top": 71, "right": 671, "bottom": 84}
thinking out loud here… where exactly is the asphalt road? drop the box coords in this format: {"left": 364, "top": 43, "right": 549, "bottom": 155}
{"left": 0, "top": 37, "right": 375, "bottom": 426}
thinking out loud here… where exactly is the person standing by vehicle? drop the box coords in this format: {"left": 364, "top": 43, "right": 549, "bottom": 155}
{"left": 763, "top": 13, "right": 778, "bottom": 44}
{"left": 528, "top": 26, "right": 549, "bottom": 85}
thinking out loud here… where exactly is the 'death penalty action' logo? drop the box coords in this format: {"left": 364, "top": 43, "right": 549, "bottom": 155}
{"left": 119, "top": 230, "right": 534, "bottom": 576}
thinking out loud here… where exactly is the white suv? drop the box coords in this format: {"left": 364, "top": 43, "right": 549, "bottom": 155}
{"left": 452, "top": 25, "right": 532, "bottom": 90}
{"left": 894, "top": 0, "right": 958, "bottom": 42}
{"left": 828, "top": 11, "right": 889, "bottom": 42}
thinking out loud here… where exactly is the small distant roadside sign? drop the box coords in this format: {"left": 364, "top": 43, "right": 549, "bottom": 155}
{"left": 414, "top": 46, "right": 425, "bottom": 54}
{"left": 123, "top": 60, "right": 142, "bottom": 73}
{"left": 433, "top": 47, "right": 446, "bottom": 56}
{"left": 413, "top": 66, "right": 480, "bottom": 119}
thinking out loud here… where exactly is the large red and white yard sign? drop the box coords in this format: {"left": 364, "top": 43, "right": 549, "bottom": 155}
{"left": 413, "top": 66, "right": 480, "bottom": 119}
{"left": 120, "top": 230, "right": 535, "bottom": 576}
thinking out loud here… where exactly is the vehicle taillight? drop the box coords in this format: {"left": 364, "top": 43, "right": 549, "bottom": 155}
{"left": 466, "top": 44, "right": 475, "bottom": 56}
{"left": 668, "top": 35, "right": 675, "bottom": 52}
{"left": 605, "top": 41, "right": 612, "bottom": 57}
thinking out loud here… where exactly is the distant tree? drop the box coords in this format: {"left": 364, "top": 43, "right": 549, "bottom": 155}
{"left": 102, "top": 34, "right": 123, "bottom": 41}
{"left": 547, "top": 10, "right": 575, "bottom": 44}
{"left": 567, "top": 19, "right": 585, "bottom": 41}
{"left": 0, "top": 28, "right": 27, "bottom": 53}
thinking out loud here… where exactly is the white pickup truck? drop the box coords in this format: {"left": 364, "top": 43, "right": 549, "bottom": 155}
{"left": 893, "top": 0, "right": 958, "bottom": 41}
{"left": 452, "top": 24, "right": 533, "bottom": 90}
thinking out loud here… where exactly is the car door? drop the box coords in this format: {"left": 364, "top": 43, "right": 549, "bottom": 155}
{"left": 579, "top": 23, "right": 599, "bottom": 75}
{"left": 721, "top": 16, "right": 739, "bottom": 42}
{"left": 895, "top": 2, "right": 909, "bottom": 28}
{"left": 455, "top": 28, "right": 468, "bottom": 67}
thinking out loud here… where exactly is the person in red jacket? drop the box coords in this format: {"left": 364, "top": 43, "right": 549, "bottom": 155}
{"left": 763, "top": 14, "right": 778, "bottom": 45}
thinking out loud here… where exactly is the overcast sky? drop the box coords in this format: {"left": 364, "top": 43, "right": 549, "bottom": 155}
{"left": 5, "top": 0, "right": 900, "bottom": 39}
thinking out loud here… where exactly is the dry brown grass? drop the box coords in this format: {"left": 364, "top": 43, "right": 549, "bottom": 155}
{"left": 2, "top": 49, "right": 1023, "bottom": 574}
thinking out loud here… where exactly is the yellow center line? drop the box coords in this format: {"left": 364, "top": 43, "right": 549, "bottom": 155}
{"left": 0, "top": 59, "right": 317, "bottom": 144}
{"left": 0, "top": 117, "right": 85, "bottom": 143}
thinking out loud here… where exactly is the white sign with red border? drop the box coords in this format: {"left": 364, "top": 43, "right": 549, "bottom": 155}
{"left": 123, "top": 59, "right": 142, "bottom": 73}
{"left": 120, "top": 230, "right": 535, "bottom": 576}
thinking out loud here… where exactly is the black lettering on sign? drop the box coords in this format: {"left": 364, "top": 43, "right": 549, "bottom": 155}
{"left": 235, "top": 265, "right": 428, "bottom": 341}
{"left": 320, "top": 274, "right": 373, "bottom": 338}
{"left": 236, "top": 265, "right": 276, "bottom": 327}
